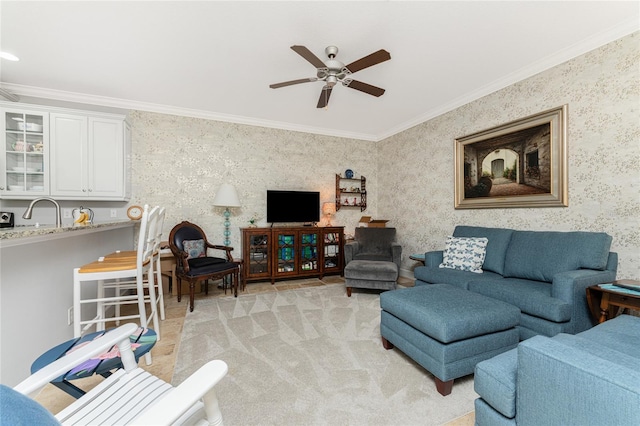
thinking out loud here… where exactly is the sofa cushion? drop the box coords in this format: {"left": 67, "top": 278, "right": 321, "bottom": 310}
{"left": 469, "top": 278, "right": 572, "bottom": 322}
{"left": 414, "top": 267, "right": 503, "bottom": 290}
{"left": 453, "top": 226, "right": 514, "bottom": 275}
{"left": 518, "top": 312, "right": 570, "bottom": 338}
{"left": 439, "top": 236, "right": 488, "bottom": 273}
{"left": 353, "top": 253, "right": 392, "bottom": 262}
{"left": 474, "top": 348, "right": 518, "bottom": 419}
{"left": 503, "top": 231, "right": 612, "bottom": 282}
{"left": 474, "top": 398, "right": 515, "bottom": 426}
{"left": 353, "top": 227, "right": 396, "bottom": 256}
{"left": 345, "top": 260, "right": 398, "bottom": 281}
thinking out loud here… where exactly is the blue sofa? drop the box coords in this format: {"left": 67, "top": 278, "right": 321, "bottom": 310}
{"left": 414, "top": 226, "right": 617, "bottom": 339}
{"left": 474, "top": 314, "right": 640, "bottom": 425}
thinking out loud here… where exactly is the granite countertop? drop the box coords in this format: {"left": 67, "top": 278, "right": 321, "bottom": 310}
{"left": 0, "top": 220, "right": 135, "bottom": 240}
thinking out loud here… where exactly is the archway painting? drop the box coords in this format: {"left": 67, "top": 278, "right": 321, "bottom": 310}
{"left": 455, "top": 105, "right": 568, "bottom": 209}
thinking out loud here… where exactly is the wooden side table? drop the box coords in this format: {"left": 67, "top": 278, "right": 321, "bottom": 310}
{"left": 586, "top": 280, "right": 640, "bottom": 323}
{"left": 159, "top": 245, "right": 176, "bottom": 295}
{"left": 234, "top": 258, "right": 245, "bottom": 295}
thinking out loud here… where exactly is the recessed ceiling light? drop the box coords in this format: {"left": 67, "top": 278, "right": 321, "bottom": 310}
{"left": 0, "top": 52, "right": 19, "bottom": 61}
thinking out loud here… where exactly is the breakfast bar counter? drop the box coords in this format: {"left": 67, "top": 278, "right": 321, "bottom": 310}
{"left": 0, "top": 220, "right": 136, "bottom": 387}
{"left": 0, "top": 220, "right": 134, "bottom": 245}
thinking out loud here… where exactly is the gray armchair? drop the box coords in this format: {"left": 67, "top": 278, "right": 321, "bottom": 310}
{"left": 345, "top": 227, "right": 402, "bottom": 269}
{"left": 343, "top": 227, "right": 402, "bottom": 297}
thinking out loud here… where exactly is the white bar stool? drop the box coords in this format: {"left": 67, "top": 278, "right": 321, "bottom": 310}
{"left": 73, "top": 205, "right": 158, "bottom": 364}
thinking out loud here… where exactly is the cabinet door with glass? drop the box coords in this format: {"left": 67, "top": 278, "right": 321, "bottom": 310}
{"left": 322, "top": 227, "right": 344, "bottom": 276}
{"left": 272, "top": 228, "right": 320, "bottom": 281}
{"left": 299, "top": 230, "right": 319, "bottom": 275}
{"left": 1, "top": 109, "right": 48, "bottom": 197}
{"left": 274, "top": 229, "right": 298, "bottom": 280}
{"left": 242, "top": 228, "right": 271, "bottom": 281}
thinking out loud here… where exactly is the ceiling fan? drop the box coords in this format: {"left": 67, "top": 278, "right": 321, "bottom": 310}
{"left": 269, "top": 45, "right": 391, "bottom": 108}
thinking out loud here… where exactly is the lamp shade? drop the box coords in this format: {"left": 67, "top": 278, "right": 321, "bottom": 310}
{"left": 212, "top": 183, "right": 241, "bottom": 207}
{"left": 322, "top": 202, "right": 336, "bottom": 215}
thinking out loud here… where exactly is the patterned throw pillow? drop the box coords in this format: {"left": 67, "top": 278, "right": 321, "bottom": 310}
{"left": 183, "top": 239, "right": 206, "bottom": 259}
{"left": 439, "top": 236, "right": 488, "bottom": 273}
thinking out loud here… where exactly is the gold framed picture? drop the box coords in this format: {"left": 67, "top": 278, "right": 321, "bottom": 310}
{"left": 454, "top": 105, "right": 568, "bottom": 209}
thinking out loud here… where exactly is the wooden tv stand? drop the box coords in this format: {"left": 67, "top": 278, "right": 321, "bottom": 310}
{"left": 241, "top": 226, "right": 344, "bottom": 284}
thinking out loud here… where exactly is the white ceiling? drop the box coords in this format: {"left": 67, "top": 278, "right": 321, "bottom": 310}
{"left": 1, "top": 1, "right": 638, "bottom": 141}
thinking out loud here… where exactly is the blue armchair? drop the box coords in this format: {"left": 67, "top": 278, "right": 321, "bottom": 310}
{"left": 474, "top": 314, "right": 640, "bottom": 425}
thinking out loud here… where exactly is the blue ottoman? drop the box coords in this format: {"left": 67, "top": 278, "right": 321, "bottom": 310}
{"left": 380, "top": 283, "right": 520, "bottom": 395}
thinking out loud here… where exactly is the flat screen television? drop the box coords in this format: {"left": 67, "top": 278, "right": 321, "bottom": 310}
{"left": 267, "top": 190, "right": 320, "bottom": 224}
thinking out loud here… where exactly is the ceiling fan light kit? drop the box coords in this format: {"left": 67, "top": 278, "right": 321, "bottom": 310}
{"left": 270, "top": 45, "right": 390, "bottom": 108}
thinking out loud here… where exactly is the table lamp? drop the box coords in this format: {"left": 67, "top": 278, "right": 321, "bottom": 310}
{"left": 322, "top": 202, "right": 336, "bottom": 226}
{"left": 213, "top": 183, "right": 241, "bottom": 246}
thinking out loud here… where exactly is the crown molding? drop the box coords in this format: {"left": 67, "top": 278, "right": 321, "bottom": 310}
{"left": 377, "top": 20, "right": 640, "bottom": 142}
{"left": 0, "top": 83, "right": 378, "bottom": 142}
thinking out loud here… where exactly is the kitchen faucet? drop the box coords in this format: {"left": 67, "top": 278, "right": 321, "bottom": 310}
{"left": 22, "top": 197, "right": 62, "bottom": 228}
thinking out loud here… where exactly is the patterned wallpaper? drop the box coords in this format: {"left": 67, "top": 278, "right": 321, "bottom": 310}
{"left": 129, "top": 32, "right": 639, "bottom": 280}
{"left": 129, "top": 114, "right": 379, "bottom": 251}
{"left": 378, "top": 32, "right": 639, "bottom": 279}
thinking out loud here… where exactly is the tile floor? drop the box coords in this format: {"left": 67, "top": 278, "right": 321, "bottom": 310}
{"left": 34, "top": 275, "right": 474, "bottom": 425}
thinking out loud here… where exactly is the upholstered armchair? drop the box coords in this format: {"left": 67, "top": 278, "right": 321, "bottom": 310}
{"left": 343, "top": 228, "right": 402, "bottom": 296}
{"left": 344, "top": 227, "right": 402, "bottom": 270}
{"left": 169, "top": 221, "right": 239, "bottom": 311}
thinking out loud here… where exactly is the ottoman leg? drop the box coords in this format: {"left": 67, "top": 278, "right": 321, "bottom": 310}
{"left": 381, "top": 336, "right": 394, "bottom": 350}
{"left": 435, "top": 377, "right": 454, "bottom": 396}
{"left": 346, "top": 287, "right": 352, "bottom": 297}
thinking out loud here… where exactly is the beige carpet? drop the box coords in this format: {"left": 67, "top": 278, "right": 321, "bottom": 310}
{"left": 173, "top": 283, "right": 478, "bottom": 425}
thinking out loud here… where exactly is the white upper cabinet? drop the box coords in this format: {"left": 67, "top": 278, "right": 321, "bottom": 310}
{"left": 50, "top": 113, "right": 125, "bottom": 199}
{"left": 88, "top": 117, "right": 124, "bottom": 198}
{"left": 49, "top": 113, "right": 87, "bottom": 196}
{"left": 0, "top": 102, "right": 130, "bottom": 201}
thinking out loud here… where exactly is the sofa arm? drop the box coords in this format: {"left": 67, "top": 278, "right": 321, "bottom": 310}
{"left": 551, "top": 266, "right": 617, "bottom": 333}
{"left": 344, "top": 241, "right": 360, "bottom": 264}
{"left": 517, "top": 335, "right": 640, "bottom": 425}
{"left": 424, "top": 250, "right": 443, "bottom": 268}
{"left": 551, "top": 269, "right": 617, "bottom": 302}
{"left": 391, "top": 243, "right": 402, "bottom": 270}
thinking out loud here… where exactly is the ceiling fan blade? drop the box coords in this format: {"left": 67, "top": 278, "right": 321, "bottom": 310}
{"left": 344, "top": 79, "right": 385, "bottom": 97}
{"left": 291, "top": 45, "right": 326, "bottom": 69}
{"left": 317, "top": 86, "right": 333, "bottom": 108}
{"left": 269, "top": 77, "right": 318, "bottom": 89}
{"left": 344, "top": 49, "right": 391, "bottom": 74}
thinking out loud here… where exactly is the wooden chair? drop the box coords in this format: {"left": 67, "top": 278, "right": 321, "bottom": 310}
{"left": 169, "top": 221, "right": 240, "bottom": 312}
{"left": 7, "top": 323, "right": 228, "bottom": 425}
{"left": 73, "top": 206, "right": 161, "bottom": 365}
